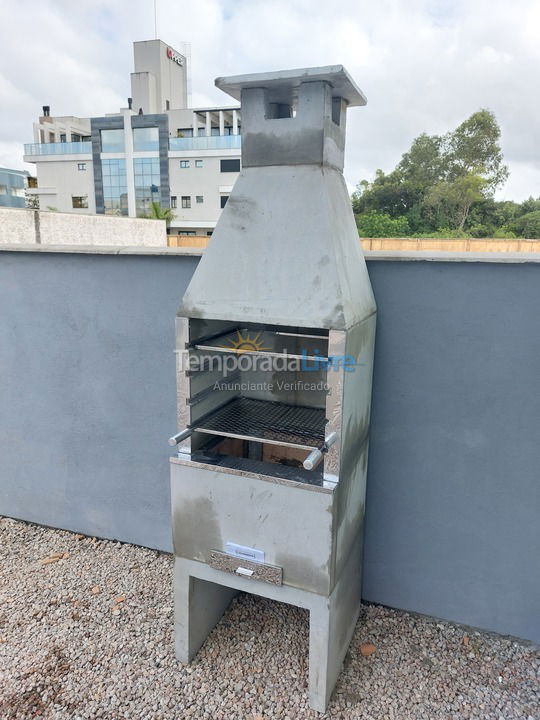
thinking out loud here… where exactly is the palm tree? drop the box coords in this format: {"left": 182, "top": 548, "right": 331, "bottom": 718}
{"left": 143, "top": 201, "right": 175, "bottom": 224}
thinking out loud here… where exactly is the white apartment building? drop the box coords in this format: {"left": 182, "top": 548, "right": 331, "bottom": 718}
{"left": 23, "top": 39, "right": 241, "bottom": 237}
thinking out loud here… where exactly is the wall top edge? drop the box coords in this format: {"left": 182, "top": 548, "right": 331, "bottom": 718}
{"left": 364, "top": 250, "right": 540, "bottom": 263}
{"left": 0, "top": 244, "right": 203, "bottom": 257}
{"left": 1, "top": 245, "right": 539, "bottom": 263}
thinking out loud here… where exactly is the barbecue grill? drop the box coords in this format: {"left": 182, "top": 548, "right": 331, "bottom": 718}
{"left": 169, "top": 65, "right": 376, "bottom": 712}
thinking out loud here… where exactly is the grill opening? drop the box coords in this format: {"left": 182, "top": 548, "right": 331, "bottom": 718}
{"left": 184, "top": 319, "right": 331, "bottom": 478}
{"left": 191, "top": 436, "right": 325, "bottom": 486}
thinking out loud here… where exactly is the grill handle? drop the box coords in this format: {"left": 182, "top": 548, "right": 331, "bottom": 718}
{"left": 303, "top": 432, "right": 338, "bottom": 471}
{"left": 168, "top": 428, "right": 193, "bottom": 446}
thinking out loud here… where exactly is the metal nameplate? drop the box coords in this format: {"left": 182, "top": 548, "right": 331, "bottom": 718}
{"left": 209, "top": 550, "right": 283, "bottom": 586}
{"left": 225, "top": 542, "right": 265, "bottom": 564}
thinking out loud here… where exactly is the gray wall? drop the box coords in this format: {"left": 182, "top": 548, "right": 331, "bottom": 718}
{"left": 363, "top": 259, "right": 540, "bottom": 644}
{"left": 0, "top": 251, "right": 197, "bottom": 550}
{"left": 0, "top": 250, "right": 538, "bottom": 643}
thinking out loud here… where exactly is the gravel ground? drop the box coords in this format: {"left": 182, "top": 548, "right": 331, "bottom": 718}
{"left": 0, "top": 516, "right": 538, "bottom": 720}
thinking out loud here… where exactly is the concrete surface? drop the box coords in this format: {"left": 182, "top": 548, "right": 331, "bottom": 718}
{"left": 0, "top": 249, "right": 539, "bottom": 643}
{"left": 178, "top": 166, "right": 376, "bottom": 329}
{"left": 173, "top": 533, "right": 363, "bottom": 713}
{"left": 0, "top": 207, "right": 165, "bottom": 246}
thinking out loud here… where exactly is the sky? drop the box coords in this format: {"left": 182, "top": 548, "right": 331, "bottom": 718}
{"left": 0, "top": 0, "right": 539, "bottom": 201}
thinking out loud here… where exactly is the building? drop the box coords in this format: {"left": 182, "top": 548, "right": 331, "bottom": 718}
{"left": 0, "top": 168, "right": 32, "bottom": 208}
{"left": 23, "top": 40, "right": 241, "bottom": 237}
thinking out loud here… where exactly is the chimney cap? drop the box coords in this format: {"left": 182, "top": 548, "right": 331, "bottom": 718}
{"left": 215, "top": 65, "right": 367, "bottom": 107}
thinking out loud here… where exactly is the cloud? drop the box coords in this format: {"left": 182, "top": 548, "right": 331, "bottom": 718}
{"left": 1, "top": 0, "right": 538, "bottom": 200}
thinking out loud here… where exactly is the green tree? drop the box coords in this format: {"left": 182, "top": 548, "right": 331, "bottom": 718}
{"left": 426, "top": 174, "right": 487, "bottom": 230}
{"left": 353, "top": 109, "right": 510, "bottom": 235}
{"left": 444, "top": 109, "right": 509, "bottom": 191}
{"left": 519, "top": 196, "right": 540, "bottom": 215}
{"left": 397, "top": 133, "right": 444, "bottom": 188}
{"left": 510, "top": 210, "right": 540, "bottom": 239}
{"left": 356, "top": 210, "right": 410, "bottom": 237}
{"left": 493, "top": 228, "right": 517, "bottom": 239}
{"left": 467, "top": 199, "right": 520, "bottom": 237}
{"left": 141, "top": 202, "right": 175, "bottom": 224}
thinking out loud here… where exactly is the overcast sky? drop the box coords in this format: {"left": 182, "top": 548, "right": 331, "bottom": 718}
{"left": 0, "top": 0, "right": 538, "bottom": 200}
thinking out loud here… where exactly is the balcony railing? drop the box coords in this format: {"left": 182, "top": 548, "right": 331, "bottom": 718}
{"left": 169, "top": 135, "right": 241, "bottom": 151}
{"left": 24, "top": 142, "right": 92, "bottom": 157}
{"left": 24, "top": 136, "right": 240, "bottom": 157}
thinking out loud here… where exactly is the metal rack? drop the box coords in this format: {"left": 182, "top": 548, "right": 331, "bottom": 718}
{"left": 192, "top": 397, "right": 326, "bottom": 450}
{"left": 192, "top": 327, "right": 329, "bottom": 362}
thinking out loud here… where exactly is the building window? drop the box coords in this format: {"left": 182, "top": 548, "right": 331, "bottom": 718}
{"left": 72, "top": 195, "right": 89, "bottom": 209}
{"left": 196, "top": 195, "right": 204, "bottom": 204}
{"left": 211, "top": 127, "right": 220, "bottom": 136}
{"left": 195, "top": 160, "right": 203, "bottom": 168}
{"left": 49, "top": 132, "right": 55, "bottom": 143}
{"left": 133, "top": 126, "right": 159, "bottom": 152}
{"left": 220, "top": 159, "right": 240, "bottom": 173}
{"left": 180, "top": 230, "right": 196, "bottom": 236}
{"left": 77, "top": 163, "right": 86, "bottom": 171}
{"left": 166, "top": 100, "right": 170, "bottom": 110}
{"left": 101, "top": 158, "right": 128, "bottom": 216}
{"left": 134, "top": 157, "right": 161, "bottom": 216}
{"left": 181, "top": 196, "right": 191, "bottom": 209}
{"left": 180, "top": 160, "right": 190, "bottom": 168}
{"left": 177, "top": 128, "right": 193, "bottom": 138}
{"left": 100, "top": 129, "right": 125, "bottom": 153}
{"left": 171, "top": 196, "right": 177, "bottom": 209}
{"left": 60, "top": 133, "right": 66, "bottom": 143}
{"left": 220, "top": 195, "right": 229, "bottom": 208}
{"left": 72, "top": 133, "right": 82, "bottom": 143}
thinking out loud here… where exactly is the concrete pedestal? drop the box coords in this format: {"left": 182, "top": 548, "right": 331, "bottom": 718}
{"left": 173, "top": 534, "right": 363, "bottom": 712}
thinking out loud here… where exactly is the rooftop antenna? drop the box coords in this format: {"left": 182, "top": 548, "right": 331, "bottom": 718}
{"left": 154, "top": 0, "right": 158, "bottom": 39}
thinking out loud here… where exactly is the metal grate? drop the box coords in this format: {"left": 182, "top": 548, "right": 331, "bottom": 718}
{"left": 193, "top": 327, "right": 329, "bottom": 361}
{"left": 193, "top": 397, "right": 326, "bottom": 450}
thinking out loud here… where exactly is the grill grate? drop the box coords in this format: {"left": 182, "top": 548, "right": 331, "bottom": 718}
{"left": 193, "top": 397, "right": 326, "bottom": 450}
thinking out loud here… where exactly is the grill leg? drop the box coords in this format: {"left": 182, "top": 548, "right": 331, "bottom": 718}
{"left": 173, "top": 557, "right": 237, "bottom": 662}
{"left": 172, "top": 540, "right": 363, "bottom": 714}
{"left": 308, "top": 534, "right": 363, "bottom": 712}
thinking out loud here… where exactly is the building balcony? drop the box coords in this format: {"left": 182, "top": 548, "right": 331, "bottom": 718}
{"left": 169, "top": 135, "right": 241, "bottom": 152}
{"left": 24, "top": 142, "right": 92, "bottom": 158}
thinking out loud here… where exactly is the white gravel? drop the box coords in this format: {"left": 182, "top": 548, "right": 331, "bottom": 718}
{"left": 0, "top": 516, "right": 538, "bottom": 720}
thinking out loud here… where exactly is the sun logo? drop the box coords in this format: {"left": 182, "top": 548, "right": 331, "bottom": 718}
{"left": 222, "top": 330, "right": 270, "bottom": 354}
